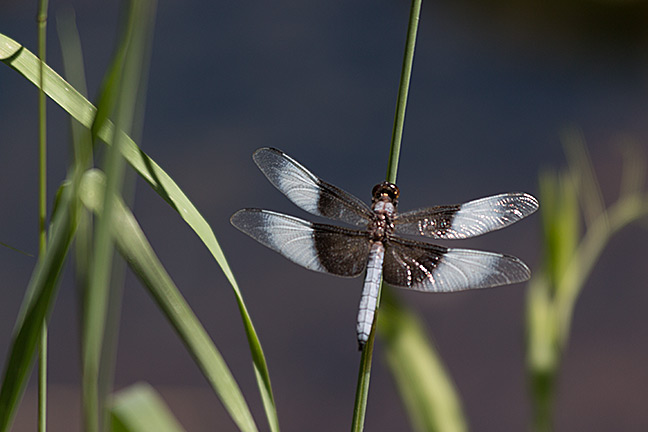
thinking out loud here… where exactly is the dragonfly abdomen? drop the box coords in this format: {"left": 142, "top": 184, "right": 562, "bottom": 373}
{"left": 356, "top": 242, "right": 385, "bottom": 349}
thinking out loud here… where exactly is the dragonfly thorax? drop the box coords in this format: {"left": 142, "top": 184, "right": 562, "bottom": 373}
{"left": 369, "top": 196, "right": 396, "bottom": 241}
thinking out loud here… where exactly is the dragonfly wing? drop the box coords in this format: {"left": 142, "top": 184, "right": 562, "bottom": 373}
{"left": 383, "top": 236, "right": 531, "bottom": 292}
{"left": 253, "top": 147, "right": 374, "bottom": 226}
{"left": 394, "top": 192, "right": 538, "bottom": 239}
{"left": 231, "top": 209, "right": 371, "bottom": 277}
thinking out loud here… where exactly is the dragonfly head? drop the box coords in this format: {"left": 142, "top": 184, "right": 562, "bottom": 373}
{"left": 371, "top": 181, "right": 399, "bottom": 206}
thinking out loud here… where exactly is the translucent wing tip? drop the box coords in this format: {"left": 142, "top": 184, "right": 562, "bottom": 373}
{"left": 514, "top": 192, "right": 540, "bottom": 217}
{"left": 230, "top": 208, "right": 262, "bottom": 231}
{"left": 503, "top": 253, "right": 532, "bottom": 284}
{"left": 252, "top": 147, "right": 282, "bottom": 166}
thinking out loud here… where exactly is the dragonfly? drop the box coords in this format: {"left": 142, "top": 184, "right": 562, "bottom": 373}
{"left": 231, "top": 148, "right": 539, "bottom": 349}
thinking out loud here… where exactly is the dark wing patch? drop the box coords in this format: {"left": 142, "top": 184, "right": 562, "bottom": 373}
{"left": 383, "top": 236, "right": 530, "bottom": 292}
{"left": 394, "top": 192, "right": 538, "bottom": 239}
{"left": 231, "top": 209, "right": 370, "bottom": 277}
{"left": 253, "top": 147, "right": 374, "bottom": 226}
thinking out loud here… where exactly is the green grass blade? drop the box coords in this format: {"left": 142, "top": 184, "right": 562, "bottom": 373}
{"left": 56, "top": 7, "right": 94, "bottom": 301}
{"left": 1, "top": 33, "right": 95, "bottom": 126}
{"left": 527, "top": 141, "right": 648, "bottom": 431}
{"left": 562, "top": 130, "right": 605, "bottom": 228}
{"left": 56, "top": 4, "right": 94, "bottom": 305}
{"left": 82, "top": 2, "right": 156, "bottom": 430}
{"left": 538, "top": 170, "right": 579, "bottom": 292}
{"left": 0, "top": 242, "right": 34, "bottom": 257}
{"left": 79, "top": 170, "right": 258, "bottom": 432}
{"left": 525, "top": 275, "right": 558, "bottom": 432}
{"left": 0, "top": 183, "right": 77, "bottom": 432}
{"left": 110, "top": 383, "right": 185, "bottom": 432}
{"left": 620, "top": 143, "right": 646, "bottom": 199}
{"left": 56, "top": 7, "right": 93, "bottom": 165}
{"left": 1, "top": 32, "right": 279, "bottom": 431}
{"left": 379, "top": 294, "right": 467, "bottom": 432}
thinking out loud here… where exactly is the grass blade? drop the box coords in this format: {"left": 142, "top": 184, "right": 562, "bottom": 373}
{"left": 379, "top": 293, "right": 467, "bottom": 432}
{"left": 527, "top": 140, "right": 648, "bottom": 431}
{"left": 1, "top": 32, "right": 279, "bottom": 431}
{"left": 110, "top": 383, "right": 185, "bottom": 432}
{"left": 562, "top": 130, "right": 605, "bottom": 228}
{"left": 79, "top": 169, "right": 258, "bottom": 432}
{"left": 81, "top": 2, "right": 156, "bottom": 430}
{"left": 0, "top": 182, "right": 77, "bottom": 432}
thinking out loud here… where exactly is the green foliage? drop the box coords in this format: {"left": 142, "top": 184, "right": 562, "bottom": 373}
{"left": 0, "top": 182, "right": 77, "bottom": 432}
{"left": 79, "top": 170, "right": 258, "bottom": 432}
{"left": 1, "top": 5, "right": 276, "bottom": 430}
{"left": 526, "top": 133, "right": 648, "bottom": 431}
{"left": 81, "top": 2, "right": 156, "bottom": 430}
{"left": 110, "top": 383, "right": 185, "bottom": 432}
{"left": 379, "top": 292, "right": 467, "bottom": 432}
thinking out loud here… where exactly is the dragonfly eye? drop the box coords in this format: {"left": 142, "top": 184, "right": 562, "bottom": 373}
{"left": 372, "top": 181, "right": 400, "bottom": 202}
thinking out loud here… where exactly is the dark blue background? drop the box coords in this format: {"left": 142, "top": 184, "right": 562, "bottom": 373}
{"left": 1, "top": 0, "right": 648, "bottom": 430}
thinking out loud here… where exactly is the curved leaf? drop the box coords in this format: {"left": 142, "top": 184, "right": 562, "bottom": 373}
{"left": 378, "top": 291, "right": 467, "bottom": 432}
{"left": 0, "top": 183, "right": 77, "bottom": 432}
{"left": 110, "top": 383, "right": 185, "bottom": 432}
{"left": 79, "top": 169, "right": 258, "bottom": 432}
{"left": 1, "top": 33, "right": 278, "bottom": 432}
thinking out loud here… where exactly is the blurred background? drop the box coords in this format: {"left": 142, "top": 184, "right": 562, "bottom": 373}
{"left": 1, "top": 0, "right": 648, "bottom": 430}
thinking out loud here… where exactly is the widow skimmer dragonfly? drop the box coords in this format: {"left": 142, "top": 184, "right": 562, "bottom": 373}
{"left": 231, "top": 148, "right": 538, "bottom": 349}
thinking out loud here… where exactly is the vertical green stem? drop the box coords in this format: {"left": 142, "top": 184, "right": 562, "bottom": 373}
{"left": 37, "top": 1, "right": 50, "bottom": 431}
{"left": 386, "top": 0, "right": 422, "bottom": 184}
{"left": 350, "top": 322, "right": 376, "bottom": 431}
{"left": 530, "top": 370, "right": 555, "bottom": 432}
{"left": 351, "top": 1, "right": 422, "bottom": 431}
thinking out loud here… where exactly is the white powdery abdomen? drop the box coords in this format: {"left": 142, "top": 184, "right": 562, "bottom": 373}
{"left": 356, "top": 242, "right": 385, "bottom": 348}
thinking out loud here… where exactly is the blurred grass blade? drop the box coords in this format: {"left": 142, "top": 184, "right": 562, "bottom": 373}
{"left": 526, "top": 274, "right": 558, "bottom": 372}
{"left": 110, "top": 383, "right": 185, "bottom": 432}
{"left": 56, "top": 7, "right": 93, "bottom": 163}
{"left": 538, "top": 170, "right": 579, "bottom": 292}
{"left": 79, "top": 169, "right": 258, "bottom": 432}
{"left": 81, "top": 2, "right": 156, "bottom": 430}
{"left": 57, "top": 7, "right": 94, "bottom": 302}
{"left": 378, "top": 293, "right": 467, "bottom": 432}
{"left": 562, "top": 130, "right": 605, "bottom": 228}
{"left": 56, "top": 5, "right": 93, "bottom": 305}
{"left": 0, "top": 32, "right": 278, "bottom": 431}
{"left": 528, "top": 140, "right": 648, "bottom": 431}
{"left": 0, "top": 242, "right": 34, "bottom": 257}
{"left": 526, "top": 274, "right": 558, "bottom": 432}
{"left": 620, "top": 142, "right": 646, "bottom": 199}
{"left": 0, "top": 182, "right": 77, "bottom": 432}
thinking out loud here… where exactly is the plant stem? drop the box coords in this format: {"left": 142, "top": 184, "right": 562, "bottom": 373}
{"left": 37, "top": 1, "right": 49, "bottom": 431}
{"left": 350, "top": 322, "right": 376, "bottom": 432}
{"left": 386, "top": 0, "right": 422, "bottom": 184}
{"left": 556, "top": 194, "right": 648, "bottom": 344}
{"left": 529, "top": 365, "right": 555, "bottom": 432}
{"left": 351, "top": 0, "right": 422, "bottom": 430}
